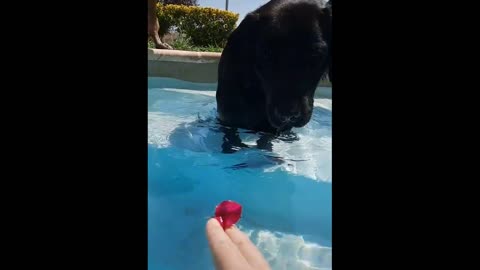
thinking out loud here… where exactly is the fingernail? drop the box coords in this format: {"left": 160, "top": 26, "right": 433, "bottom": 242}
{"left": 214, "top": 216, "right": 224, "bottom": 228}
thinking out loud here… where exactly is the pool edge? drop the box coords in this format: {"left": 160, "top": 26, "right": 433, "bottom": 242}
{"left": 148, "top": 49, "right": 332, "bottom": 87}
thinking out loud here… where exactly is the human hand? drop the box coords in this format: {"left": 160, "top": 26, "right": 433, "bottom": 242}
{"left": 206, "top": 218, "right": 271, "bottom": 270}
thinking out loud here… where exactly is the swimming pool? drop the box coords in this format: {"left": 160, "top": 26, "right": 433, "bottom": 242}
{"left": 148, "top": 77, "right": 332, "bottom": 270}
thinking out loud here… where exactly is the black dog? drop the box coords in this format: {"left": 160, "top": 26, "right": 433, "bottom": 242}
{"left": 216, "top": 0, "right": 332, "bottom": 135}
{"left": 215, "top": 0, "right": 331, "bottom": 153}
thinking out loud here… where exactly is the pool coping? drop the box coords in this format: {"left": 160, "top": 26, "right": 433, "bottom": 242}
{"left": 148, "top": 48, "right": 332, "bottom": 89}
{"left": 148, "top": 48, "right": 221, "bottom": 64}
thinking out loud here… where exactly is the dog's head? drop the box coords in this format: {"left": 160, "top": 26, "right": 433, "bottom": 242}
{"left": 245, "top": 0, "right": 332, "bottom": 131}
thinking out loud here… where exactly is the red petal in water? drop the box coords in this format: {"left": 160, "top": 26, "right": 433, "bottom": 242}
{"left": 214, "top": 200, "right": 242, "bottom": 230}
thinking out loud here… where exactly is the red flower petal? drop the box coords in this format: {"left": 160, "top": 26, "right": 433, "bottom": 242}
{"left": 214, "top": 200, "right": 242, "bottom": 230}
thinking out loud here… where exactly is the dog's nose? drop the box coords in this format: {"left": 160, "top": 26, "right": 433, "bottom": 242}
{"left": 282, "top": 114, "right": 300, "bottom": 123}
{"left": 276, "top": 108, "right": 301, "bottom": 123}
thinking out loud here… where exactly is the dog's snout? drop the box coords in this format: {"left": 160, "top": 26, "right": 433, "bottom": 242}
{"left": 275, "top": 107, "right": 301, "bottom": 123}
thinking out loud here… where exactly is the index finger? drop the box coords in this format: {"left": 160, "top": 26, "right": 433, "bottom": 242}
{"left": 206, "top": 218, "right": 251, "bottom": 270}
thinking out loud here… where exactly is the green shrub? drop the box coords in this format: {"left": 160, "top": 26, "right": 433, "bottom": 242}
{"left": 171, "top": 34, "right": 223, "bottom": 52}
{"left": 157, "top": 4, "right": 239, "bottom": 47}
{"left": 159, "top": 0, "right": 198, "bottom": 6}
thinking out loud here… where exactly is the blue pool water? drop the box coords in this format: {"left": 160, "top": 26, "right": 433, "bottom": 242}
{"left": 148, "top": 77, "right": 332, "bottom": 270}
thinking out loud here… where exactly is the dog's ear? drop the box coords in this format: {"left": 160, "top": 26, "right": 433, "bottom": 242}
{"left": 224, "top": 12, "right": 263, "bottom": 61}
{"left": 320, "top": 1, "right": 332, "bottom": 83}
{"left": 325, "top": 0, "right": 332, "bottom": 15}
{"left": 218, "top": 12, "right": 263, "bottom": 83}
{"left": 232, "top": 13, "right": 262, "bottom": 44}
{"left": 319, "top": 2, "right": 332, "bottom": 45}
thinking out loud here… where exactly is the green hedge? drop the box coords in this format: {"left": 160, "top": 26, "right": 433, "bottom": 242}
{"left": 157, "top": 4, "right": 239, "bottom": 47}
